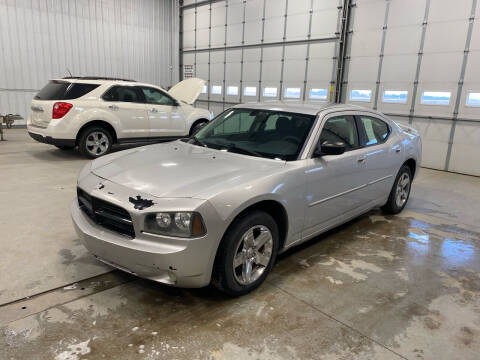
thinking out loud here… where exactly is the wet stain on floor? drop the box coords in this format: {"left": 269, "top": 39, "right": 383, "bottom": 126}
{"left": 2, "top": 210, "right": 480, "bottom": 359}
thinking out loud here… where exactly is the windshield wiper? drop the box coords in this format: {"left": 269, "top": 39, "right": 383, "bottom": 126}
{"left": 192, "top": 135, "right": 208, "bottom": 148}
{"left": 223, "top": 143, "right": 265, "bottom": 158}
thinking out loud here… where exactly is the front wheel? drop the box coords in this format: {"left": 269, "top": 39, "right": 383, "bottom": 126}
{"left": 189, "top": 121, "right": 207, "bottom": 136}
{"left": 382, "top": 165, "right": 412, "bottom": 214}
{"left": 212, "top": 211, "right": 279, "bottom": 296}
{"left": 78, "top": 126, "right": 113, "bottom": 158}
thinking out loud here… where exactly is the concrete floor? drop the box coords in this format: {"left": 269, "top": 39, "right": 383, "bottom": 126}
{"left": 1, "top": 129, "right": 480, "bottom": 359}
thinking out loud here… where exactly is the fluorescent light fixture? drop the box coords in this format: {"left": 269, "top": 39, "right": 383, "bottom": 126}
{"left": 226, "top": 86, "right": 238, "bottom": 96}
{"left": 201, "top": 85, "right": 207, "bottom": 94}
{"left": 466, "top": 92, "right": 480, "bottom": 107}
{"left": 211, "top": 85, "right": 222, "bottom": 95}
{"left": 309, "top": 88, "right": 327, "bottom": 100}
{"left": 284, "top": 87, "right": 301, "bottom": 99}
{"left": 244, "top": 86, "right": 257, "bottom": 97}
{"left": 382, "top": 90, "right": 408, "bottom": 104}
{"left": 263, "top": 87, "right": 278, "bottom": 97}
{"left": 350, "top": 89, "right": 372, "bottom": 102}
{"left": 420, "top": 91, "right": 451, "bottom": 105}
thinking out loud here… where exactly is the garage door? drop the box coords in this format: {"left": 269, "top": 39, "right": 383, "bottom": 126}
{"left": 180, "top": 0, "right": 343, "bottom": 116}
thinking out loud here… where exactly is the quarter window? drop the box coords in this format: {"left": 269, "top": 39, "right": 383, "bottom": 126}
{"left": 140, "top": 87, "right": 176, "bottom": 106}
{"left": 360, "top": 116, "right": 390, "bottom": 146}
{"left": 102, "top": 86, "right": 141, "bottom": 103}
{"left": 319, "top": 116, "right": 359, "bottom": 150}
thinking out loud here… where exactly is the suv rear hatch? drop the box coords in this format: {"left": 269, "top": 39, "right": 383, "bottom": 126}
{"left": 30, "top": 80, "right": 99, "bottom": 128}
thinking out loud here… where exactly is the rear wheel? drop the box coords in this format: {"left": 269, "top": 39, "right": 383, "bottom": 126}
{"left": 212, "top": 211, "right": 279, "bottom": 296}
{"left": 381, "top": 165, "right": 412, "bottom": 214}
{"left": 78, "top": 126, "right": 113, "bottom": 158}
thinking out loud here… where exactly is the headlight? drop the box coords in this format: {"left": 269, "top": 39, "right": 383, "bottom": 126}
{"left": 144, "top": 212, "right": 206, "bottom": 238}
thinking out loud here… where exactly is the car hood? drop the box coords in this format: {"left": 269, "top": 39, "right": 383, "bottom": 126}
{"left": 167, "top": 78, "right": 206, "bottom": 105}
{"left": 91, "top": 141, "right": 286, "bottom": 199}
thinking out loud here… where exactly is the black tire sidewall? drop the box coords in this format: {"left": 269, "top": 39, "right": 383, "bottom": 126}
{"left": 384, "top": 165, "right": 412, "bottom": 214}
{"left": 214, "top": 211, "right": 279, "bottom": 296}
{"left": 190, "top": 121, "right": 207, "bottom": 136}
{"left": 79, "top": 127, "right": 112, "bottom": 159}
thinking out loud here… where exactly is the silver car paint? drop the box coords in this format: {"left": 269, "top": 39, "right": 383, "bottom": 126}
{"left": 72, "top": 103, "right": 422, "bottom": 287}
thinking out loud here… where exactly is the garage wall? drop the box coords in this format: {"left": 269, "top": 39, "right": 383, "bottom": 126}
{"left": 344, "top": 0, "right": 480, "bottom": 176}
{"left": 180, "top": 0, "right": 342, "bottom": 116}
{"left": 0, "top": 0, "right": 178, "bottom": 125}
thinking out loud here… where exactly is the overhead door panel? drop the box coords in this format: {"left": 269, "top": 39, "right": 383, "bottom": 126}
{"left": 181, "top": 0, "right": 341, "bottom": 113}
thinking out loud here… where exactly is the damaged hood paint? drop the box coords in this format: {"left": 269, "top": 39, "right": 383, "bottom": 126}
{"left": 91, "top": 141, "right": 286, "bottom": 199}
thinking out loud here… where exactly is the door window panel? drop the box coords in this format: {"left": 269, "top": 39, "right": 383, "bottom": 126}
{"left": 319, "top": 116, "right": 359, "bottom": 150}
{"left": 360, "top": 116, "right": 390, "bottom": 146}
{"left": 140, "top": 87, "right": 176, "bottom": 105}
{"left": 102, "top": 86, "right": 141, "bottom": 103}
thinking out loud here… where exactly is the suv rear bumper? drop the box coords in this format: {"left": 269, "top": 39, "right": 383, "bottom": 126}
{"left": 28, "top": 131, "right": 76, "bottom": 147}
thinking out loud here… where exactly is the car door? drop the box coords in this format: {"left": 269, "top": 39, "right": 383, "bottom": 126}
{"left": 138, "top": 86, "right": 186, "bottom": 137}
{"left": 101, "top": 85, "right": 149, "bottom": 139}
{"left": 355, "top": 114, "right": 403, "bottom": 202}
{"left": 302, "top": 114, "right": 369, "bottom": 238}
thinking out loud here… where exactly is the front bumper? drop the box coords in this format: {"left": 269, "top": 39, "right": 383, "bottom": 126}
{"left": 71, "top": 176, "right": 225, "bottom": 288}
{"left": 28, "top": 131, "right": 75, "bottom": 147}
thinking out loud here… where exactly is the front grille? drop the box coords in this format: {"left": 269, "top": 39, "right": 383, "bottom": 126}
{"left": 77, "top": 188, "right": 135, "bottom": 238}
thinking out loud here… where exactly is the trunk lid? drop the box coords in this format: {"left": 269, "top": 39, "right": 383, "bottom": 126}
{"left": 167, "top": 78, "right": 206, "bottom": 105}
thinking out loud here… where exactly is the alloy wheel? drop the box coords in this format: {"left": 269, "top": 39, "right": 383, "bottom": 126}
{"left": 395, "top": 172, "right": 410, "bottom": 208}
{"left": 85, "top": 131, "right": 109, "bottom": 157}
{"left": 233, "top": 225, "right": 273, "bottom": 285}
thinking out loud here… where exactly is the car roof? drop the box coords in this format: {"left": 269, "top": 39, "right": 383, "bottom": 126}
{"left": 51, "top": 77, "right": 165, "bottom": 89}
{"left": 231, "top": 101, "right": 377, "bottom": 116}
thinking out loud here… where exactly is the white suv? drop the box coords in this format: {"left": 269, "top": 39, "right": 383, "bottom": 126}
{"left": 27, "top": 77, "right": 213, "bottom": 158}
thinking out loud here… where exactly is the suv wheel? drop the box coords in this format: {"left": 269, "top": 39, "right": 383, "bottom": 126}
{"left": 189, "top": 121, "right": 207, "bottom": 136}
{"left": 78, "top": 126, "right": 113, "bottom": 158}
{"left": 212, "top": 211, "right": 279, "bottom": 296}
{"left": 381, "top": 165, "right": 412, "bottom": 214}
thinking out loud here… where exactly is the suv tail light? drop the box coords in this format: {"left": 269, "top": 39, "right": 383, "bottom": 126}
{"left": 52, "top": 102, "right": 73, "bottom": 119}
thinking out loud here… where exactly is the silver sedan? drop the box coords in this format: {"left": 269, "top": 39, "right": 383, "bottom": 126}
{"left": 72, "top": 103, "right": 422, "bottom": 296}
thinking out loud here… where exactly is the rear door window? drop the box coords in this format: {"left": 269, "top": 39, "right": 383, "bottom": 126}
{"left": 102, "top": 86, "right": 142, "bottom": 103}
{"left": 359, "top": 116, "right": 390, "bottom": 146}
{"left": 35, "top": 81, "right": 99, "bottom": 100}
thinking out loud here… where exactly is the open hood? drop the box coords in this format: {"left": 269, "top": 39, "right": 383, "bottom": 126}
{"left": 167, "top": 78, "right": 206, "bottom": 105}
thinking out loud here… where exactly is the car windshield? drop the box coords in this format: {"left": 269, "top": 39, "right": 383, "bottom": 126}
{"left": 188, "top": 108, "right": 316, "bottom": 161}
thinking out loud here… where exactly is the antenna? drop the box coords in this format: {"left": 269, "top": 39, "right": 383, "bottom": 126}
{"left": 66, "top": 68, "right": 73, "bottom": 77}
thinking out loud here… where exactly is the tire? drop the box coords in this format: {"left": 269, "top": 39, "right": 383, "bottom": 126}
{"left": 381, "top": 165, "right": 412, "bottom": 214}
{"left": 189, "top": 121, "right": 208, "bottom": 136}
{"left": 55, "top": 145, "right": 74, "bottom": 150}
{"left": 78, "top": 126, "right": 113, "bottom": 159}
{"left": 212, "top": 211, "right": 279, "bottom": 297}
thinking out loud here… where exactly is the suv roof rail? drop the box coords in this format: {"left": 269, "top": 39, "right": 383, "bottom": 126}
{"left": 62, "top": 76, "right": 136, "bottom": 82}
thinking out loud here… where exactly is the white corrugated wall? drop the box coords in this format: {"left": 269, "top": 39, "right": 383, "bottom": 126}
{"left": 0, "top": 0, "right": 179, "bottom": 125}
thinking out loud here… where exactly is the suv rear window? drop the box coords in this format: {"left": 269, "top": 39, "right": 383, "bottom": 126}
{"left": 34, "top": 81, "right": 99, "bottom": 100}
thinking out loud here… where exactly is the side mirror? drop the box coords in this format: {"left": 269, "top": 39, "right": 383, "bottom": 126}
{"left": 314, "top": 141, "right": 346, "bottom": 157}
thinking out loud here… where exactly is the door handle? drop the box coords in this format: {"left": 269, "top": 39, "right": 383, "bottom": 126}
{"left": 151, "top": 108, "right": 158, "bottom": 113}
{"left": 358, "top": 157, "right": 366, "bottom": 163}
{"left": 395, "top": 148, "right": 401, "bottom": 153}
{"left": 108, "top": 105, "right": 119, "bottom": 111}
